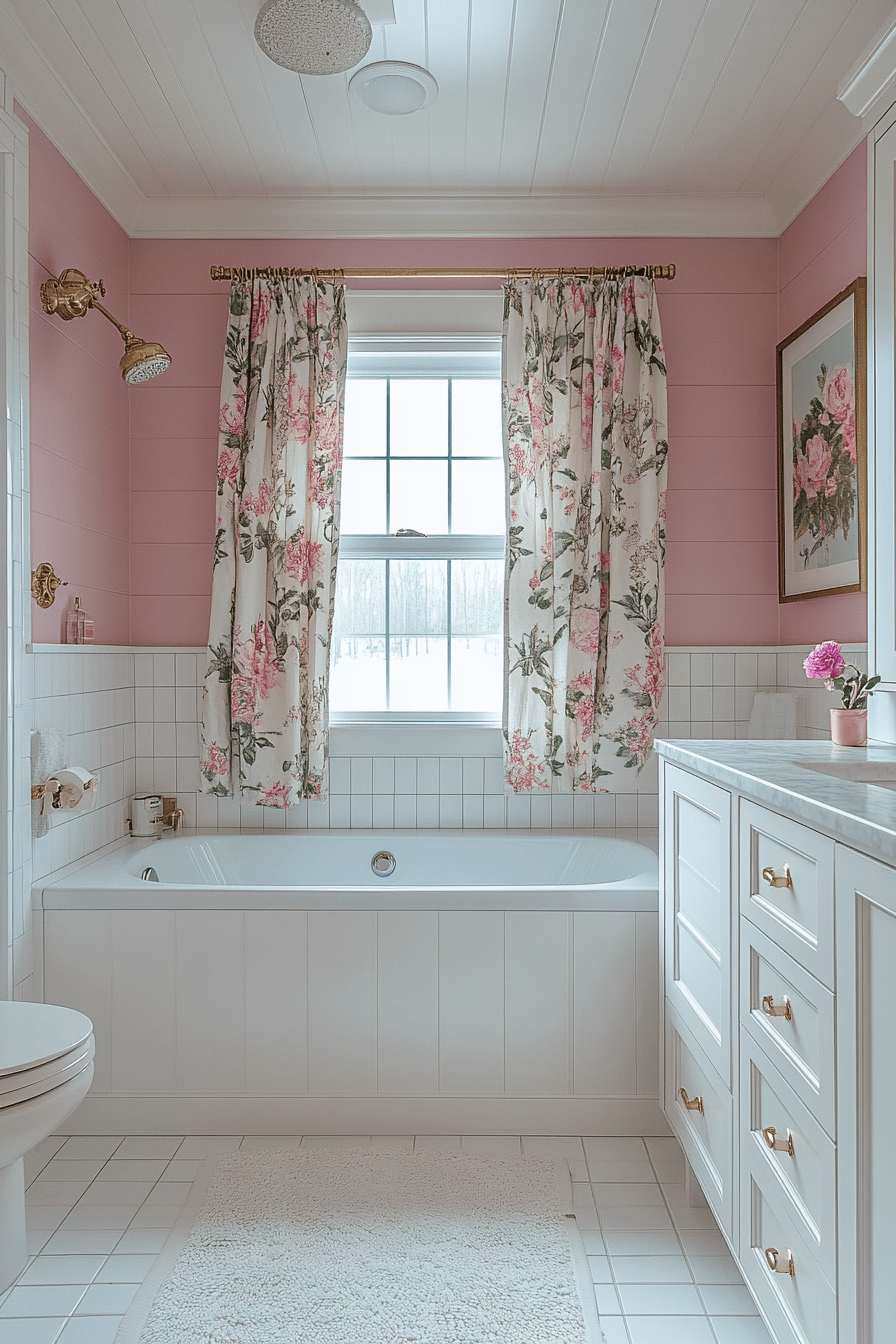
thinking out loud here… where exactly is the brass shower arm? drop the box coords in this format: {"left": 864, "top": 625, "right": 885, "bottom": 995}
{"left": 89, "top": 296, "right": 134, "bottom": 343}
{"left": 40, "top": 267, "right": 172, "bottom": 384}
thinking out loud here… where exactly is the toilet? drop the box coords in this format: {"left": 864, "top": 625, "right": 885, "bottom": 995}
{"left": 0, "top": 1002, "right": 95, "bottom": 1291}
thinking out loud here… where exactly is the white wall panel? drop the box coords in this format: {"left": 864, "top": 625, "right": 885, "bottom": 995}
{"left": 307, "top": 910, "right": 377, "bottom": 1094}
{"left": 504, "top": 912, "right": 571, "bottom": 1096}
{"left": 438, "top": 911, "right": 504, "bottom": 1095}
{"left": 175, "top": 910, "right": 245, "bottom": 1093}
{"left": 44, "top": 911, "right": 112, "bottom": 1092}
{"left": 245, "top": 911, "right": 309, "bottom": 1095}
{"left": 573, "top": 911, "right": 636, "bottom": 1096}
{"left": 111, "top": 910, "right": 175, "bottom": 1093}
{"left": 376, "top": 910, "right": 439, "bottom": 1094}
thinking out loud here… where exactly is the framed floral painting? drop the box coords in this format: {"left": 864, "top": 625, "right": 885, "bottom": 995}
{"left": 777, "top": 277, "right": 867, "bottom": 602}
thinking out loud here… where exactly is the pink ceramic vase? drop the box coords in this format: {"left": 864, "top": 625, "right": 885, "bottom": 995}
{"left": 830, "top": 708, "right": 867, "bottom": 747}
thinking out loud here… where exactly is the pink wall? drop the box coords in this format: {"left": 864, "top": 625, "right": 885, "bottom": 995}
{"left": 25, "top": 113, "right": 131, "bottom": 644}
{"left": 26, "top": 116, "right": 866, "bottom": 649}
{"left": 128, "top": 235, "right": 779, "bottom": 646}
{"left": 776, "top": 142, "right": 868, "bottom": 645}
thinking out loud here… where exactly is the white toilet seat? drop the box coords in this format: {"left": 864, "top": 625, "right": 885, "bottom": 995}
{"left": 0, "top": 1002, "right": 94, "bottom": 1108}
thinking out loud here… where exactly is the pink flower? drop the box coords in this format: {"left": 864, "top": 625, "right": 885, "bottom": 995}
{"left": 259, "top": 779, "right": 291, "bottom": 808}
{"left": 235, "top": 622, "right": 282, "bottom": 701}
{"left": 284, "top": 537, "right": 324, "bottom": 586}
{"left": 574, "top": 694, "right": 595, "bottom": 739}
{"left": 202, "top": 743, "right": 229, "bottom": 776}
{"left": 219, "top": 385, "right": 247, "bottom": 438}
{"left": 581, "top": 368, "right": 594, "bottom": 438}
{"left": 793, "top": 449, "right": 813, "bottom": 502}
{"left": 622, "top": 285, "right": 636, "bottom": 315}
{"left": 570, "top": 607, "right": 603, "bottom": 658}
{"left": 804, "top": 640, "right": 845, "bottom": 681}
{"left": 250, "top": 289, "right": 271, "bottom": 340}
{"left": 244, "top": 477, "right": 272, "bottom": 517}
{"left": 505, "top": 729, "right": 549, "bottom": 793}
{"left": 541, "top": 528, "right": 554, "bottom": 560}
{"left": 805, "top": 433, "right": 832, "bottom": 493}
{"left": 510, "top": 441, "right": 537, "bottom": 483}
{"left": 823, "top": 365, "right": 854, "bottom": 423}
{"left": 825, "top": 471, "right": 838, "bottom": 497}
{"left": 611, "top": 345, "right": 625, "bottom": 394}
{"left": 282, "top": 373, "right": 311, "bottom": 443}
{"left": 840, "top": 411, "right": 856, "bottom": 464}
{"left": 568, "top": 284, "right": 585, "bottom": 313}
{"left": 529, "top": 574, "right": 540, "bottom": 590}
{"left": 230, "top": 674, "right": 257, "bottom": 724}
{"left": 218, "top": 445, "right": 242, "bottom": 491}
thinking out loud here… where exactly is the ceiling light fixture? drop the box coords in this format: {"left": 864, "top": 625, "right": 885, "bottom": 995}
{"left": 255, "top": 0, "right": 372, "bottom": 76}
{"left": 40, "top": 269, "right": 171, "bottom": 384}
{"left": 349, "top": 60, "right": 438, "bottom": 115}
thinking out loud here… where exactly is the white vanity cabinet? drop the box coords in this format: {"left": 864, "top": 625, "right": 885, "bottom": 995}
{"left": 658, "top": 747, "right": 896, "bottom": 1344}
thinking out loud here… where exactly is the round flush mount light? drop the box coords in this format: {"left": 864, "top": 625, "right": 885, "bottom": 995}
{"left": 254, "top": 0, "right": 372, "bottom": 76}
{"left": 349, "top": 61, "right": 439, "bottom": 115}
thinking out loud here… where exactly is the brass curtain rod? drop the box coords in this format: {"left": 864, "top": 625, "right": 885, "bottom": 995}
{"left": 210, "top": 264, "right": 675, "bottom": 282}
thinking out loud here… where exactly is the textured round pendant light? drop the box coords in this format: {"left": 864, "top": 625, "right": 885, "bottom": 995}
{"left": 349, "top": 60, "right": 438, "bottom": 114}
{"left": 255, "top": 0, "right": 372, "bottom": 76}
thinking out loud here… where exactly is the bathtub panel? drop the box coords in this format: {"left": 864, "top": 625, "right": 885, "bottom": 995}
{"left": 504, "top": 912, "right": 571, "bottom": 1095}
{"left": 376, "top": 911, "right": 439, "bottom": 1094}
{"left": 175, "top": 912, "right": 246, "bottom": 1093}
{"left": 438, "top": 912, "right": 505, "bottom": 1094}
{"left": 44, "top": 911, "right": 112, "bottom": 1094}
{"left": 573, "top": 912, "right": 637, "bottom": 1096}
{"left": 307, "top": 911, "right": 378, "bottom": 1094}
{"left": 245, "top": 912, "right": 309, "bottom": 1095}
{"left": 636, "top": 912, "right": 661, "bottom": 1096}
{"left": 111, "top": 911, "right": 176, "bottom": 1094}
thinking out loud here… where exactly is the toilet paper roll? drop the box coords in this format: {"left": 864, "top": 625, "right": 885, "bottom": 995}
{"left": 54, "top": 767, "right": 100, "bottom": 815}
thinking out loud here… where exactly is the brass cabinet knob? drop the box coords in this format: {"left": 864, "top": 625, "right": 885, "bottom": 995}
{"left": 762, "top": 1125, "right": 795, "bottom": 1157}
{"left": 761, "top": 994, "right": 793, "bottom": 1020}
{"left": 765, "top": 1246, "right": 795, "bottom": 1276}
{"left": 762, "top": 864, "right": 793, "bottom": 888}
{"left": 679, "top": 1087, "right": 704, "bottom": 1114}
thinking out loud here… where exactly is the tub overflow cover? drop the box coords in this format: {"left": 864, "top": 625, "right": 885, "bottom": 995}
{"left": 371, "top": 850, "right": 396, "bottom": 877}
{"left": 141, "top": 866, "right": 160, "bottom": 882}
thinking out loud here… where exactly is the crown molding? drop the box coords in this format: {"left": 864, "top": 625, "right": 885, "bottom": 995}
{"left": 838, "top": 11, "right": 896, "bottom": 128}
{"left": 130, "top": 191, "right": 779, "bottom": 239}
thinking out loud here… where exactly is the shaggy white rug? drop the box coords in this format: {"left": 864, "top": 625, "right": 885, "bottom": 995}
{"left": 114, "top": 1148, "right": 602, "bottom": 1344}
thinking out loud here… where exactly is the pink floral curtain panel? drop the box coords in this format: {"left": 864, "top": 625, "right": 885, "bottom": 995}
{"left": 502, "top": 275, "right": 668, "bottom": 793}
{"left": 200, "top": 276, "right": 347, "bottom": 807}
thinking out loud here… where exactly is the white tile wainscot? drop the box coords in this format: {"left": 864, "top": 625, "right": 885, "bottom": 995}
{"left": 656, "top": 737, "right": 896, "bottom": 1344}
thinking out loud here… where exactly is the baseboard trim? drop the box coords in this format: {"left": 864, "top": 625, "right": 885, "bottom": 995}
{"left": 66, "top": 1094, "right": 670, "bottom": 1137}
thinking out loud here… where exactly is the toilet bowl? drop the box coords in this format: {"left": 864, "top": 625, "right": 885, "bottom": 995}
{"left": 0, "top": 1002, "right": 95, "bottom": 1292}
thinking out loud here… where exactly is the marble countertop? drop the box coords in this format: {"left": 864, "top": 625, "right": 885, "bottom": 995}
{"left": 655, "top": 737, "right": 896, "bottom": 865}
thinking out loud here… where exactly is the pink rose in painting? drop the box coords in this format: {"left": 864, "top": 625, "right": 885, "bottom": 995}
{"left": 250, "top": 288, "right": 271, "bottom": 340}
{"left": 218, "top": 446, "right": 242, "bottom": 491}
{"left": 825, "top": 470, "right": 838, "bottom": 497}
{"left": 259, "top": 779, "right": 291, "bottom": 808}
{"left": 793, "top": 449, "right": 814, "bottom": 501}
{"left": 803, "top": 641, "right": 845, "bottom": 680}
{"left": 571, "top": 607, "right": 603, "bottom": 658}
{"left": 230, "top": 674, "right": 257, "bottom": 725}
{"left": 822, "top": 365, "right": 854, "bottom": 423}
{"left": 285, "top": 537, "right": 324, "bottom": 586}
{"left": 805, "top": 434, "right": 832, "bottom": 493}
{"left": 202, "top": 743, "right": 229, "bottom": 776}
{"left": 840, "top": 410, "right": 857, "bottom": 464}
{"left": 219, "top": 385, "right": 247, "bottom": 438}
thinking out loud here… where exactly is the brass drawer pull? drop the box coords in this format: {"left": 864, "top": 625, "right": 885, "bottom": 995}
{"left": 763, "top": 1125, "right": 795, "bottom": 1157}
{"left": 762, "top": 864, "right": 793, "bottom": 888}
{"left": 679, "top": 1087, "right": 704, "bottom": 1114}
{"left": 765, "top": 1246, "right": 795, "bottom": 1277}
{"left": 761, "top": 994, "right": 793, "bottom": 1021}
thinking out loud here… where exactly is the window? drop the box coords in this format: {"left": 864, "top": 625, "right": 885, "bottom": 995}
{"left": 330, "top": 337, "right": 505, "bottom": 720}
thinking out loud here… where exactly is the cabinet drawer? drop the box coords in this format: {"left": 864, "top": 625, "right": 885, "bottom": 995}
{"left": 739, "top": 1161, "right": 836, "bottom": 1344}
{"left": 740, "top": 801, "right": 834, "bottom": 987}
{"left": 741, "top": 921, "right": 835, "bottom": 1137}
{"left": 741, "top": 1032, "right": 836, "bottom": 1285}
{"left": 664, "top": 1009, "right": 733, "bottom": 1238}
{"left": 663, "top": 764, "right": 732, "bottom": 1082}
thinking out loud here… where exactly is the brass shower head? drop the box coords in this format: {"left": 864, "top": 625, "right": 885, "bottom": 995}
{"left": 40, "top": 268, "right": 171, "bottom": 384}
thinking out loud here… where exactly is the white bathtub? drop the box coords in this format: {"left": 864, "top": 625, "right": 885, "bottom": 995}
{"left": 41, "top": 830, "right": 657, "bottom": 910}
{"left": 35, "top": 831, "right": 664, "bottom": 1137}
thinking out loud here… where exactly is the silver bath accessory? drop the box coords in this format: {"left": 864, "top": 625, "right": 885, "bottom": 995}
{"left": 371, "top": 850, "right": 396, "bottom": 877}
{"left": 141, "top": 866, "right": 160, "bottom": 882}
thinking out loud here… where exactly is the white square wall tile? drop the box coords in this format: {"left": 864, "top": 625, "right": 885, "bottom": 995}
{"left": 462, "top": 757, "right": 484, "bottom": 792}
{"left": 417, "top": 758, "right": 440, "bottom": 794}
{"left": 350, "top": 757, "right": 373, "bottom": 792}
{"left": 711, "top": 653, "right": 734, "bottom": 685}
{"left": 439, "top": 758, "right": 463, "bottom": 794}
{"left": 666, "top": 653, "right": 690, "bottom": 685}
{"left": 416, "top": 796, "right": 439, "bottom": 827}
{"left": 373, "top": 757, "right": 394, "bottom": 793}
{"left": 394, "top": 758, "right": 417, "bottom": 794}
{"left": 690, "top": 653, "right": 712, "bottom": 685}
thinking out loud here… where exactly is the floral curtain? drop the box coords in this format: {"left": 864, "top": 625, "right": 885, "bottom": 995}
{"left": 502, "top": 275, "right": 668, "bottom": 793}
{"left": 200, "top": 276, "right": 347, "bottom": 807}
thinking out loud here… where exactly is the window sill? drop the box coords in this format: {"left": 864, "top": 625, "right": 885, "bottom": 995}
{"left": 329, "top": 721, "right": 503, "bottom": 757}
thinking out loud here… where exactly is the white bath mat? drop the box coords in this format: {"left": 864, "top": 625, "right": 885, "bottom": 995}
{"left": 114, "top": 1147, "right": 602, "bottom": 1344}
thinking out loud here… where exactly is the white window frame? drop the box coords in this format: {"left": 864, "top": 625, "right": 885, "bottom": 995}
{"left": 330, "top": 333, "right": 505, "bottom": 728}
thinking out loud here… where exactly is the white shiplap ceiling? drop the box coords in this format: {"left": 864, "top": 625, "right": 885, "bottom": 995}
{"left": 0, "top": 0, "right": 890, "bottom": 238}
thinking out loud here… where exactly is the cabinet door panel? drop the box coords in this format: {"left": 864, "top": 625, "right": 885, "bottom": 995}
{"left": 662, "top": 764, "right": 732, "bottom": 1082}
{"left": 664, "top": 1011, "right": 733, "bottom": 1238}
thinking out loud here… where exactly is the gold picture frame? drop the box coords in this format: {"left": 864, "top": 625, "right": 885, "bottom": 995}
{"left": 776, "top": 277, "right": 867, "bottom": 603}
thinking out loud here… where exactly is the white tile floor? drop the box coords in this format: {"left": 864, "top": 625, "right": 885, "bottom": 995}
{"left": 2, "top": 1133, "right": 775, "bottom": 1344}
